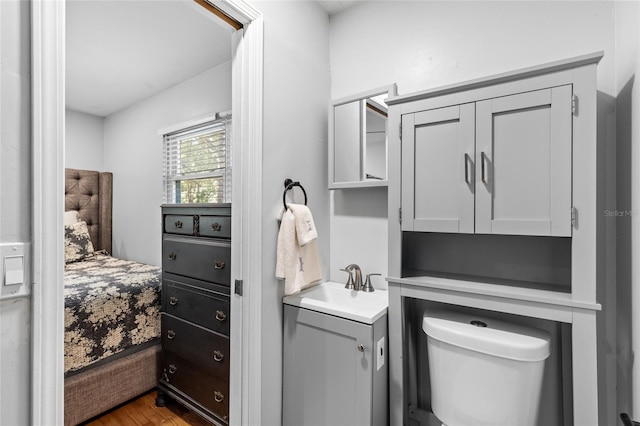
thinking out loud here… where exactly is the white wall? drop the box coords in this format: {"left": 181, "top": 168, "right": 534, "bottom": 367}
{"left": 615, "top": 0, "right": 640, "bottom": 418}
{"left": 65, "top": 109, "right": 105, "bottom": 171}
{"left": 103, "top": 62, "right": 232, "bottom": 266}
{"left": 329, "top": 0, "right": 618, "bottom": 423}
{"left": 251, "top": 1, "right": 330, "bottom": 423}
{"left": 328, "top": 1, "right": 617, "bottom": 288}
{"left": 0, "top": 0, "right": 31, "bottom": 424}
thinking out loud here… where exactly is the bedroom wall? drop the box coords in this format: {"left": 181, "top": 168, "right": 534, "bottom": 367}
{"left": 329, "top": 1, "right": 618, "bottom": 423}
{"left": 0, "top": 0, "right": 31, "bottom": 424}
{"left": 65, "top": 109, "right": 105, "bottom": 171}
{"left": 250, "top": 1, "right": 330, "bottom": 423}
{"left": 102, "top": 62, "right": 232, "bottom": 266}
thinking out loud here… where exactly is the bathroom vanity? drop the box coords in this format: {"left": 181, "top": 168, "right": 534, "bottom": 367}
{"left": 282, "top": 282, "right": 388, "bottom": 426}
{"left": 386, "top": 52, "right": 603, "bottom": 425}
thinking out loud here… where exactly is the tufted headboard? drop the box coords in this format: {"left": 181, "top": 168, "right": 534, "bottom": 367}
{"left": 65, "top": 168, "right": 113, "bottom": 254}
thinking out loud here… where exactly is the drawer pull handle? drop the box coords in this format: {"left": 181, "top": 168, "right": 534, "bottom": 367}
{"left": 168, "top": 364, "right": 177, "bottom": 374}
{"left": 167, "top": 329, "right": 176, "bottom": 340}
{"left": 214, "top": 260, "right": 225, "bottom": 270}
{"left": 213, "top": 350, "right": 224, "bottom": 362}
{"left": 357, "top": 343, "right": 364, "bottom": 352}
{"left": 212, "top": 222, "right": 222, "bottom": 232}
{"left": 168, "top": 252, "right": 177, "bottom": 261}
{"left": 175, "top": 220, "right": 183, "bottom": 229}
{"left": 214, "top": 391, "right": 225, "bottom": 403}
{"left": 169, "top": 296, "right": 178, "bottom": 306}
{"left": 215, "top": 310, "right": 227, "bottom": 322}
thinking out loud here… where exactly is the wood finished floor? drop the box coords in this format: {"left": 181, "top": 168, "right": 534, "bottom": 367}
{"left": 84, "top": 390, "right": 213, "bottom": 426}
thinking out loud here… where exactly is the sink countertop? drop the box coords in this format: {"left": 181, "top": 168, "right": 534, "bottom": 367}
{"left": 283, "top": 281, "right": 389, "bottom": 324}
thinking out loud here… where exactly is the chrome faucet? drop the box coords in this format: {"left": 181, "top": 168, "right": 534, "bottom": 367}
{"left": 341, "top": 265, "right": 380, "bottom": 292}
{"left": 345, "top": 264, "right": 363, "bottom": 291}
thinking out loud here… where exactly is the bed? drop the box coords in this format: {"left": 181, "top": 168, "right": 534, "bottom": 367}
{"left": 63, "top": 168, "right": 162, "bottom": 426}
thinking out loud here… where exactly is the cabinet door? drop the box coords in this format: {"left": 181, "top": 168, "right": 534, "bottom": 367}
{"left": 402, "top": 104, "right": 475, "bottom": 233}
{"left": 475, "top": 86, "right": 572, "bottom": 236}
{"left": 283, "top": 305, "right": 372, "bottom": 426}
{"left": 334, "top": 100, "right": 363, "bottom": 183}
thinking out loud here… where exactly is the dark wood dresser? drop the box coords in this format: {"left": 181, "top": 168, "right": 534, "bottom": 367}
{"left": 157, "top": 203, "right": 232, "bottom": 425}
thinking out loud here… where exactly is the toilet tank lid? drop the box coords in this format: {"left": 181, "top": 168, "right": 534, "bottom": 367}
{"left": 422, "top": 311, "right": 551, "bottom": 362}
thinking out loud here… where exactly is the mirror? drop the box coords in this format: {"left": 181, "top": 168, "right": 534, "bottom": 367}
{"left": 329, "top": 84, "right": 397, "bottom": 189}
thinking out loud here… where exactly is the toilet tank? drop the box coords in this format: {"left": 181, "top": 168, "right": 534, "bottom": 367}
{"left": 423, "top": 311, "right": 551, "bottom": 426}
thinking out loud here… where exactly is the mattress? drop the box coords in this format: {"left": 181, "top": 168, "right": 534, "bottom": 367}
{"left": 64, "top": 253, "right": 161, "bottom": 374}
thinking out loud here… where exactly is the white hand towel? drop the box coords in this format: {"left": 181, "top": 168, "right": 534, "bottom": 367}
{"left": 287, "top": 203, "right": 318, "bottom": 246}
{"left": 276, "top": 208, "right": 296, "bottom": 281}
{"left": 276, "top": 208, "right": 322, "bottom": 296}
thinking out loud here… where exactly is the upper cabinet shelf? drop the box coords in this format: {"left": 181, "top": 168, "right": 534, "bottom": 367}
{"left": 328, "top": 84, "right": 397, "bottom": 190}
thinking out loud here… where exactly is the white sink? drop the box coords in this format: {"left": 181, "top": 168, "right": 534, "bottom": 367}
{"left": 283, "top": 281, "right": 388, "bottom": 324}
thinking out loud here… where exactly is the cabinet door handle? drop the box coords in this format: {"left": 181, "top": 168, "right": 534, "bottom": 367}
{"left": 464, "top": 153, "right": 471, "bottom": 184}
{"left": 169, "top": 296, "right": 178, "bottom": 306}
{"left": 174, "top": 220, "right": 183, "bottom": 229}
{"left": 168, "top": 364, "right": 177, "bottom": 374}
{"left": 211, "top": 222, "right": 222, "bottom": 232}
{"left": 214, "top": 260, "right": 225, "bottom": 270}
{"left": 213, "top": 350, "right": 224, "bottom": 362}
{"left": 214, "top": 391, "right": 225, "bottom": 403}
{"left": 167, "top": 329, "right": 176, "bottom": 340}
{"left": 481, "top": 151, "right": 489, "bottom": 184}
{"left": 168, "top": 252, "right": 177, "bottom": 261}
{"left": 215, "top": 310, "right": 227, "bottom": 322}
{"left": 357, "top": 344, "right": 364, "bottom": 352}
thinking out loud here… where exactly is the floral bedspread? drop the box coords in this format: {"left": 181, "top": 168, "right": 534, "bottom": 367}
{"left": 64, "top": 253, "right": 161, "bottom": 374}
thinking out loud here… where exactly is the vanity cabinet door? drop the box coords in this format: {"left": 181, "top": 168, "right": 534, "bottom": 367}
{"left": 475, "top": 86, "right": 572, "bottom": 236}
{"left": 283, "top": 305, "right": 387, "bottom": 426}
{"left": 401, "top": 103, "right": 475, "bottom": 233}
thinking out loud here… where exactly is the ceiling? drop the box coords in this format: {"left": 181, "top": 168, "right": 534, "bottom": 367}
{"left": 66, "top": 0, "right": 361, "bottom": 118}
{"left": 66, "top": 1, "right": 233, "bottom": 117}
{"left": 316, "top": 0, "right": 361, "bottom": 15}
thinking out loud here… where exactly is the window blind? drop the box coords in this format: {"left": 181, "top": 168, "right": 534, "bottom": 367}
{"left": 163, "top": 116, "right": 232, "bottom": 204}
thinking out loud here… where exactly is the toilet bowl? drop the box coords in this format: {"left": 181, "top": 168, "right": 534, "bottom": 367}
{"left": 423, "top": 311, "right": 551, "bottom": 426}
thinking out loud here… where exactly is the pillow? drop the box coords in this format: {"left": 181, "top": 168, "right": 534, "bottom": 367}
{"left": 64, "top": 210, "right": 79, "bottom": 226}
{"left": 64, "top": 221, "right": 95, "bottom": 263}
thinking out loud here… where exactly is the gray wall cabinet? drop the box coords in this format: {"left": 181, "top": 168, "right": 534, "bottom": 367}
{"left": 401, "top": 86, "right": 572, "bottom": 236}
{"left": 386, "top": 52, "right": 605, "bottom": 425}
{"left": 283, "top": 305, "right": 388, "bottom": 426}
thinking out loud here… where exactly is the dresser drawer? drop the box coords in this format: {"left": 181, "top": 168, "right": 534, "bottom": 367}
{"left": 163, "top": 235, "right": 231, "bottom": 285}
{"left": 199, "top": 215, "right": 231, "bottom": 239}
{"left": 161, "top": 352, "right": 229, "bottom": 423}
{"left": 164, "top": 215, "right": 195, "bottom": 235}
{"left": 163, "top": 279, "right": 230, "bottom": 336}
{"left": 162, "top": 314, "right": 230, "bottom": 379}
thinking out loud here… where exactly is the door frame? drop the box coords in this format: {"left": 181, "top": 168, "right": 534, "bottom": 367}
{"left": 30, "top": 0, "right": 264, "bottom": 424}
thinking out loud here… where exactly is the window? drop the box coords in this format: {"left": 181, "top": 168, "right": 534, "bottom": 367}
{"left": 163, "top": 116, "right": 232, "bottom": 204}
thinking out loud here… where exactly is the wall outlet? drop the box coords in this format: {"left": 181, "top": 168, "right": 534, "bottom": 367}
{"left": 376, "top": 336, "right": 385, "bottom": 371}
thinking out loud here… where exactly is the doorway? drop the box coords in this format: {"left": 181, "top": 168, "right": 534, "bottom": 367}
{"left": 31, "top": 0, "right": 263, "bottom": 423}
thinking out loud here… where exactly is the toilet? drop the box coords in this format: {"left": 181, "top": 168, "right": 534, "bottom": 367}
{"left": 422, "top": 311, "right": 551, "bottom": 426}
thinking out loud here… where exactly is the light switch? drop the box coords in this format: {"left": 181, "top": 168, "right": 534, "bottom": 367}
{"left": 4, "top": 255, "right": 24, "bottom": 286}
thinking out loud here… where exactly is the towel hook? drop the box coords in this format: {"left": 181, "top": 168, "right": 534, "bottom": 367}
{"left": 283, "top": 178, "right": 308, "bottom": 209}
